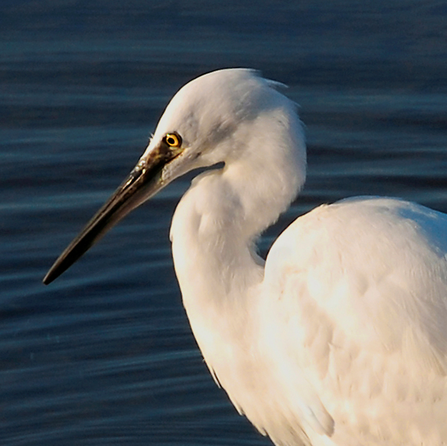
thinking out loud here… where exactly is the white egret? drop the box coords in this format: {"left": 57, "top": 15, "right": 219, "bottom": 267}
{"left": 44, "top": 69, "right": 447, "bottom": 446}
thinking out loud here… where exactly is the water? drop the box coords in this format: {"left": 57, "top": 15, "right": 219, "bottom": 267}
{"left": 2, "top": 1, "right": 447, "bottom": 445}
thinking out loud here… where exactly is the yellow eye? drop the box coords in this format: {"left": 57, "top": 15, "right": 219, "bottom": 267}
{"left": 164, "top": 133, "right": 182, "bottom": 148}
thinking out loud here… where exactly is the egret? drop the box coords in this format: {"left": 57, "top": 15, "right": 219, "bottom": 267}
{"left": 44, "top": 69, "right": 447, "bottom": 446}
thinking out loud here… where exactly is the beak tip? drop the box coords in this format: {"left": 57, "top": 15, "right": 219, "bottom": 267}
{"left": 42, "top": 267, "right": 58, "bottom": 285}
{"left": 42, "top": 253, "right": 74, "bottom": 286}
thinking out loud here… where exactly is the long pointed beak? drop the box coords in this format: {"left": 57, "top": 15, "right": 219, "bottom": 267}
{"left": 43, "top": 141, "right": 180, "bottom": 285}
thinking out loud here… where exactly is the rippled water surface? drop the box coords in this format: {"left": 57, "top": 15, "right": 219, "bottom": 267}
{"left": 2, "top": 1, "right": 447, "bottom": 445}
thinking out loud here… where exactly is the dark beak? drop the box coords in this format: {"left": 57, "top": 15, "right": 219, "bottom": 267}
{"left": 43, "top": 142, "right": 179, "bottom": 285}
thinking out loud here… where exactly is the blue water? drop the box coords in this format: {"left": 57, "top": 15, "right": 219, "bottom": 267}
{"left": 2, "top": 1, "right": 447, "bottom": 445}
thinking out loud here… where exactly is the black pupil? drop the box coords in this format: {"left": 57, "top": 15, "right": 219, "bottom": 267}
{"left": 167, "top": 136, "right": 176, "bottom": 146}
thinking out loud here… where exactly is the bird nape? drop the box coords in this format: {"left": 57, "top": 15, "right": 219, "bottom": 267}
{"left": 44, "top": 68, "right": 447, "bottom": 446}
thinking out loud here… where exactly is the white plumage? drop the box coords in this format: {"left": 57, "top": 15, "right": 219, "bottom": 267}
{"left": 44, "top": 69, "right": 447, "bottom": 446}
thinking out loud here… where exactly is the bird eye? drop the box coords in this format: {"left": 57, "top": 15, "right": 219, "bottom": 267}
{"left": 164, "top": 133, "right": 182, "bottom": 148}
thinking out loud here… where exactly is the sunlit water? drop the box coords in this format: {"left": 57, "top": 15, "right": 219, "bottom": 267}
{"left": 2, "top": 2, "right": 447, "bottom": 445}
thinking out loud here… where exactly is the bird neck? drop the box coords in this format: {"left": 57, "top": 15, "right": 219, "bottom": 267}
{"left": 170, "top": 107, "right": 306, "bottom": 359}
{"left": 170, "top": 168, "right": 265, "bottom": 310}
{"left": 169, "top": 134, "right": 305, "bottom": 389}
{"left": 170, "top": 143, "right": 305, "bottom": 316}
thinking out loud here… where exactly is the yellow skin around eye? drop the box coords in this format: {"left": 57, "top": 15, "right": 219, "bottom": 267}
{"left": 165, "top": 133, "right": 181, "bottom": 147}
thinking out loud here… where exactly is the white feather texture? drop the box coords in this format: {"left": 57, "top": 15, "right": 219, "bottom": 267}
{"left": 150, "top": 69, "right": 447, "bottom": 445}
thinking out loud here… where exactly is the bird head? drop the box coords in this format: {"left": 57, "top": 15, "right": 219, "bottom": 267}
{"left": 43, "top": 69, "right": 305, "bottom": 284}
